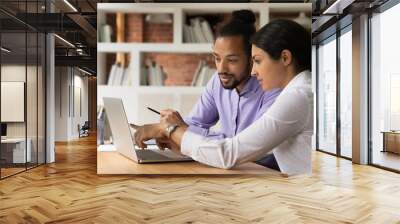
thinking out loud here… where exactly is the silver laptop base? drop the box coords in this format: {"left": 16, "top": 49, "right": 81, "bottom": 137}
{"left": 136, "top": 149, "right": 193, "bottom": 163}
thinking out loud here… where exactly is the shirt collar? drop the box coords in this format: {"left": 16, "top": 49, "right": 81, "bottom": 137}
{"left": 284, "top": 70, "right": 311, "bottom": 90}
{"left": 237, "top": 76, "right": 260, "bottom": 96}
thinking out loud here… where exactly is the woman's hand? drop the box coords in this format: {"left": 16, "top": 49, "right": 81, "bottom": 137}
{"left": 134, "top": 109, "right": 187, "bottom": 149}
{"left": 134, "top": 123, "right": 167, "bottom": 149}
{"left": 155, "top": 137, "right": 181, "bottom": 153}
{"left": 160, "top": 109, "right": 188, "bottom": 128}
{"left": 155, "top": 137, "right": 170, "bottom": 150}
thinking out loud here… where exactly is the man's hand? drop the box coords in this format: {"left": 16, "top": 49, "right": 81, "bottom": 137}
{"left": 134, "top": 123, "right": 167, "bottom": 149}
{"left": 155, "top": 137, "right": 182, "bottom": 153}
{"left": 160, "top": 109, "right": 188, "bottom": 128}
{"left": 155, "top": 137, "right": 170, "bottom": 150}
{"left": 134, "top": 109, "right": 187, "bottom": 150}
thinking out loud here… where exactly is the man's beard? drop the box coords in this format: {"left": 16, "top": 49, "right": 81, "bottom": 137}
{"left": 218, "top": 73, "right": 242, "bottom": 89}
{"left": 218, "top": 69, "right": 250, "bottom": 90}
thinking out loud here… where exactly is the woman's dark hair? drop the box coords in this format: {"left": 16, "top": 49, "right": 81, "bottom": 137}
{"left": 251, "top": 19, "right": 311, "bottom": 72}
{"left": 216, "top": 10, "right": 256, "bottom": 59}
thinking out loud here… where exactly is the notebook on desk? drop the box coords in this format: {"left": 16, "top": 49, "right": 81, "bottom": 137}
{"left": 102, "top": 97, "right": 193, "bottom": 164}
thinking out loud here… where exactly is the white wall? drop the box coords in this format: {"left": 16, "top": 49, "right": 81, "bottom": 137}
{"left": 76, "top": 71, "right": 89, "bottom": 137}
{"left": 72, "top": 73, "right": 89, "bottom": 138}
{"left": 1, "top": 65, "right": 39, "bottom": 137}
{"left": 311, "top": 45, "right": 316, "bottom": 150}
{"left": 1, "top": 64, "right": 46, "bottom": 164}
{"left": 55, "top": 66, "right": 69, "bottom": 141}
{"left": 55, "top": 67, "right": 89, "bottom": 141}
{"left": 1, "top": 66, "right": 26, "bottom": 137}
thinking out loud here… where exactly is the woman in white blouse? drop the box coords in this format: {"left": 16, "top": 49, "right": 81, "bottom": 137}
{"left": 134, "top": 19, "right": 313, "bottom": 176}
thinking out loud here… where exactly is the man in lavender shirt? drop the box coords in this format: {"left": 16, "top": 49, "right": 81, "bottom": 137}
{"left": 184, "top": 10, "right": 281, "bottom": 141}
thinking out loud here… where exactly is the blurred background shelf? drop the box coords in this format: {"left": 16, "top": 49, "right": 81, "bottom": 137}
{"left": 97, "top": 3, "right": 311, "bottom": 124}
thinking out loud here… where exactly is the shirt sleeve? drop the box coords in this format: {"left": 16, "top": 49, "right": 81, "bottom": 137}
{"left": 181, "top": 90, "right": 311, "bottom": 169}
{"left": 184, "top": 74, "right": 225, "bottom": 139}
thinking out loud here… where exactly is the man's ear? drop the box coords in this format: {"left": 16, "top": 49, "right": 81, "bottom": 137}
{"left": 281, "top": 49, "right": 292, "bottom": 67}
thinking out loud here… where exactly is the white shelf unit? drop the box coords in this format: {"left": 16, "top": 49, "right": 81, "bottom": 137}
{"left": 97, "top": 85, "right": 204, "bottom": 124}
{"left": 97, "top": 3, "right": 311, "bottom": 124}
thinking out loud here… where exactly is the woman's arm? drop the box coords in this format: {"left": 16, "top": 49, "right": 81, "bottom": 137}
{"left": 135, "top": 90, "right": 311, "bottom": 169}
{"left": 179, "top": 90, "right": 311, "bottom": 169}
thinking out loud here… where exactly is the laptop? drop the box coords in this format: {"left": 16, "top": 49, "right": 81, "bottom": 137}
{"left": 1, "top": 123, "right": 7, "bottom": 140}
{"left": 102, "top": 97, "right": 193, "bottom": 163}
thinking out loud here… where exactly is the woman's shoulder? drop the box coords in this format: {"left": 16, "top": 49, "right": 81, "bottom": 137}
{"left": 265, "top": 84, "right": 312, "bottom": 123}
{"left": 284, "top": 86, "right": 312, "bottom": 100}
{"left": 278, "top": 77, "right": 312, "bottom": 101}
{"left": 277, "top": 88, "right": 311, "bottom": 108}
{"left": 279, "top": 71, "right": 313, "bottom": 103}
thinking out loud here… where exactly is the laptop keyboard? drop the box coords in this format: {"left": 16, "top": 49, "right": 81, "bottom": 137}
{"left": 135, "top": 150, "right": 171, "bottom": 160}
{"left": 135, "top": 149, "right": 189, "bottom": 160}
{"left": 156, "top": 149, "right": 189, "bottom": 159}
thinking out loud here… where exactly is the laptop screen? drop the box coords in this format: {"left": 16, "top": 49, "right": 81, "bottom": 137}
{"left": 1, "top": 123, "right": 7, "bottom": 137}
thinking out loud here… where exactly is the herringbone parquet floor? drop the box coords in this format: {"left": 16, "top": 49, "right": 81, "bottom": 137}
{"left": 1, "top": 134, "right": 400, "bottom": 223}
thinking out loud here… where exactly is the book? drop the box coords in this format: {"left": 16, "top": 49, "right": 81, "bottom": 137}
{"left": 196, "top": 66, "right": 208, "bottom": 87}
{"left": 144, "top": 60, "right": 167, "bottom": 86}
{"left": 107, "top": 63, "right": 118, "bottom": 85}
{"left": 113, "top": 66, "right": 124, "bottom": 86}
{"left": 184, "top": 17, "right": 214, "bottom": 43}
{"left": 183, "top": 25, "right": 192, "bottom": 42}
{"left": 140, "top": 65, "right": 148, "bottom": 86}
{"left": 154, "top": 64, "right": 162, "bottom": 86}
{"left": 147, "top": 61, "right": 156, "bottom": 86}
{"left": 100, "top": 24, "right": 112, "bottom": 42}
{"left": 159, "top": 66, "right": 167, "bottom": 86}
{"left": 190, "top": 18, "right": 208, "bottom": 43}
{"left": 191, "top": 62, "right": 216, "bottom": 86}
{"left": 188, "top": 26, "right": 197, "bottom": 43}
{"left": 191, "top": 60, "right": 205, "bottom": 86}
{"left": 121, "top": 66, "right": 131, "bottom": 86}
{"left": 201, "top": 20, "right": 214, "bottom": 42}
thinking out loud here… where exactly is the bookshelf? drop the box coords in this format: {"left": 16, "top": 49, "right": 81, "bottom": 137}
{"left": 97, "top": 3, "right": 311, "bottom": 124}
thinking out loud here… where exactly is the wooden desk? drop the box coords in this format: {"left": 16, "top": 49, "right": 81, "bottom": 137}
{"left": 97, "top": 149, "right": 274, "bottom": 175}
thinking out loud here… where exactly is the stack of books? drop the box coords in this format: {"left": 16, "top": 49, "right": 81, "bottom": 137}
{"left": 183, "top": 17, "right": 214, "bottom": 43}
{"left": 98, "top": 24, "right": 113, "bottom": 42}
{"left": 141, "top": 60, "right": 167, "bottom": 86}
{"left": 106, "top": 63, "right": 132, "bottom": 86}
{"left": 191, "top": 60, "right": 217, "bottom": 86}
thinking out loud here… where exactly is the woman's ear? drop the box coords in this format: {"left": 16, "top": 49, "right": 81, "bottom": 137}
{"left": 280, "top": 49, "right": 292, "bottom": 67}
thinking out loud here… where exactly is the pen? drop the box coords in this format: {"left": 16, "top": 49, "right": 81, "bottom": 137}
{"left": 147, "top": 107, "right": 160, "bottom": 115}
